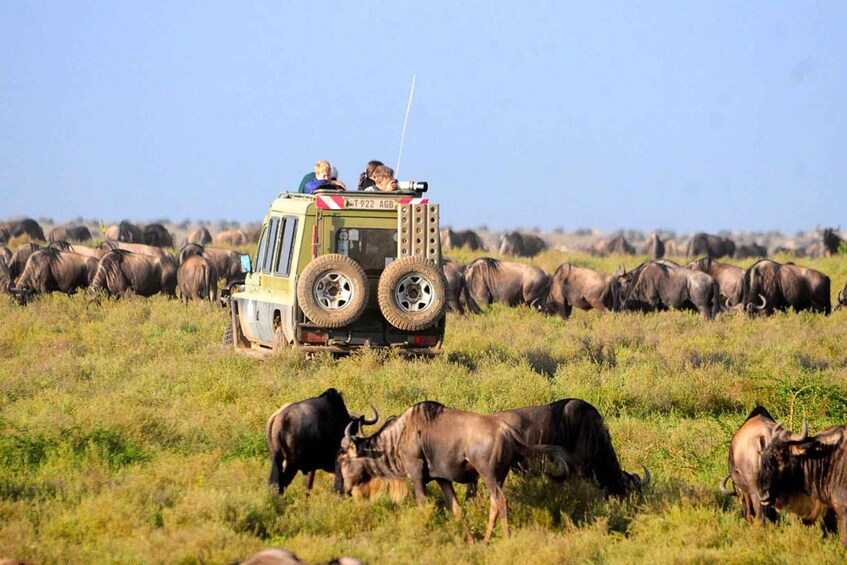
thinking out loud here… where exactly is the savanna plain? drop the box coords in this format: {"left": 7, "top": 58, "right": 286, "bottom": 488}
{"left": 2, "top": 248, "right": 847, "bottom": 564}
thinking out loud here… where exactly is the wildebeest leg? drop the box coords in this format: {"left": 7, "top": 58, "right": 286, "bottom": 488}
{"left": 465, "top": 480, "right": 478, "bottom": 501}
{"left": 276, "top": 464, "right": 298, "bottom": 495}
{"left": 436, "top": 479, "right": 461, "bottom": 516}
{"left": 482, "top": 479, "right": 508, "bottom": 544}
{"left": 303, "top": 470, "right": 316, "bottom": 492}
{"left": 407, "top": 464, "right": 428, "bottom": 506}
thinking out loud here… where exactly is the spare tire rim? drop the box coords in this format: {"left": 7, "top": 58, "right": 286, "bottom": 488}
{"left": 394, "top": 273, "right": 434, "bottom": 312}
{"left": 314, "top": 271, "right": 354, "bottom": 310}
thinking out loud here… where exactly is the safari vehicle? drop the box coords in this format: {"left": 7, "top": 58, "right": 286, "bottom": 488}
{"left": 223, "top": 182, "right": 447, "bottom": 355}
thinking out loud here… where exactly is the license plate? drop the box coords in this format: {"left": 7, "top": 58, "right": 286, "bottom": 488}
{"left": 343, "top": 197, "right": 397, "bottom": 210}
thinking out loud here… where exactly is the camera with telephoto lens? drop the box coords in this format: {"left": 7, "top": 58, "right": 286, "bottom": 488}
{"left": 395, "top": 180, "right": 428, "bottom": 192}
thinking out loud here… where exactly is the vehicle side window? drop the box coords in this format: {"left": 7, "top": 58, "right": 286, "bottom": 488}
{"left": 274, "top": 216, "right": 298, "bottom": 277}
{"left": 255, "top": 225, "right": 269, "bottom": 271}
{"left": 262, "top": 217, "right": 280, "bottom": 273}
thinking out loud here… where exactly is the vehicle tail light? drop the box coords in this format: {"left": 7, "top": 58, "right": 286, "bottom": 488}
{"left": 301, "top": 330, "right": 326, "bottom": 344}
{"left": 412, "top": 335, "right": 439, "bottom": 347}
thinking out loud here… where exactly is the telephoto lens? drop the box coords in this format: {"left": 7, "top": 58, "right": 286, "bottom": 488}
{"left": 396, "top": 181, "right": 428, "bottom": 192}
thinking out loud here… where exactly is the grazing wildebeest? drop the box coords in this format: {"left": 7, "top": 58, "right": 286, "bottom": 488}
{"left": 0, "top": 242, "right": 11, "bottom": 266}
{"left": 759, "top": 422, "right": 844, "bottom": 542}
{"left": 89, "top": 249, "right": 178, "bottom": 297}
{"left": 464, "top": 257, "right": 550, "bottom": 310}
{"left": 684, "top": 257, "right": 744, "bottom": 311}
{"left": 265, "top": 388, "right": 379, "bottom": 496}
{"left": 336, "top": 401, "right": 573, "bottom": 543}
{"left": 686, "top": 233, "right": 736, "bottom": 259}
{"left": 7, "top": 243, "right": 41, "bottom": 283}
{"left": 142, "top": 223, "right": 174, "bottom": 248}
{"left": 836, "top": 279, "right": 847, "bottom": 311}
{"left": 492, "top": 398, "right": 649, "bottom": 497}
{"left": 11, "top": 248, "right": 99, "bottom": 302}
{"left": 547, "top": 263, "right": 619, "bottom": 318}
{"left": 733, "top": 243, "right": 767, "bottom": 259}
{"left": 0, "top": 218, "right": 45, "bottom": 242}
{"left": 177, "top": 255, "right": 219, "bottom": 304}
{"left": 616, "top": 260, "right": 720, "bottom": 319}
{"left": 241, "top": 547, "right": 365, "bottom": 565}
{"left": 105, "top": 220, "right": 144, "bottom": 243}
{"left": 183, "top": 226, "right": 213, "bottom": 247}
{"left": 740, "top": 259, "right": 831, "bottom": 316}
{"left": 498, "top": 231, "right": 548, "bottom": 258}
{"left": 441, "top": 258, "right": 481, "bottom": 315}
{"left": 214, "top": 229, "right": 248, "bottom": 246}
{"left": 178, "top": 243, "right": 243, "bottom": 284}
{"left": 440, "top": 228, "right": 486, "bottom": 252}
{"left": 100, "top": 239, "right": 174, "bottom": 261}
{"left": 719, "top": 407, "right": 780, "bottom": 523}
{"left": 820, "top": 227, "right": 843, "bottom": 257}
{"left": 48, "top": 225, "right": 92, "bottom": 243}
{"left": 592, "top": 235, "right": 635, "bottom": 257}
{"left": 642, "top": 233, "right": 665, "bottom": 259}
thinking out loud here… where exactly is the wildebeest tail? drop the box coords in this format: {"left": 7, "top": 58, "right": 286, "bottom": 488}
{"left": 710, "top": 278, "right": 720, "bottom": 319}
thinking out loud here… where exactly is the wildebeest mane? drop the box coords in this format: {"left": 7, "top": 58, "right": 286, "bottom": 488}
{"left": 178, "top": 243, "right": 205, "bottom": 264}
{"left": 49, "top": 240, "right": 72, "bottom": 251}
{"left": 745, "top": 405, "right": 773, "bottom": 422}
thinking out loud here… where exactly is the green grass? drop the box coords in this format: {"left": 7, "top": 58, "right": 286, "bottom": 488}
{"left": 1, "top": 251, "right": 847, "bottom": 563}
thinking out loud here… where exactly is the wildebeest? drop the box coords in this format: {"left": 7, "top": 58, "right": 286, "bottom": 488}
{"left": 48, "top": 225, "right": 92, "bottom": 243}
{"left": 89, "top": 249, "right": 178, "bottom": 297}
{"left": 740, "top": 259, "right": 831, "bottom": 316}
{"left": 441, "top": 258, "right": 481, "bottom": 315}
{"left": 177, "top": 255, "right": 219, "bottom": 303}
{"left": 836, "top": 279, "right": 847, "bottom": 311}
{"left": 592, "top": 234, "right": 635, "bottom": 256}
{"left": 820, "top": 227, "right": 843, "bottom": 257}
{"left": 498, "top": 231, "right": 548, "bottom": 258}
{"left": 11, "top": 248, "right": 99, "bottom": 302}
{"left": 0, "top": 259, "right": 11, "bottom": 294}
{"left": 440, "top": 228, "right": 485, "bottom": 252}
{"left": 178, "top": 243, "right": 243, "bottom": 284}
{"left": 0, "top": 218, "right": 45, "bottom": 242}
{"left": 105, "top": 220, "right": 144, "bottom": 243}
{"left": 336, "top": 400, "right": 573, "bottom": 543}
{"left": 616, "top": 260, "right": 720, "bottom": 319}
{"left": 0, "top": 242, "right": 11, "bottom": 266}
{"left": 719, "top": 406, "right": 780, "bottom": 523}
{"left": 183, "top": 226, "right": 213, "bottom": 247}
{"left": 142, "top": 223, "right": 174, "bottom": 248}
{"left": 759, "top": 422, "right": 844, "bottom": 542}
{"left": 493, "top": 398, "right": 649, "bottom": 497}
{"left": 547, "top": 263, "right": 619, "bottom": 318}
{"left": 684, "top": 257, "right": 743, "bottom": 310}
{"left": 241, "top": 547, "right": 365, "bottom": 565}
{"left": 100, "top": 240, "right": 174, "bottom": 261}
{"left": 265, "top": 388, "right": 379, "bottom": 496}
{"left": 7, "top": 243, "right": 41, "bottom": 283}
{"left": 464, "top": 257, "right": 550, "bottom": 310}
{"left": 733, "top": 243, "right": 767, "bottom": 259}
{"left": 642, "top": 233, "right": 665, "bottom": 259}
{"left": 686, "top": 233, "right": 736, "bottom": 259}
{"left": 214, "top": 229, "right": 248, "bottom": 246}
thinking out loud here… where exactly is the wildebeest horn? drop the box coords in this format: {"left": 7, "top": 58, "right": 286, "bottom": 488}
{"left": 640, "top": 466, "right": 651, "bottom": 487}
{"left": 756, "top": 294, "right": 767, "bottom": 310}
{"left": 344, "top": 421, "right": 356, "bottom": 445}
{"left": 361, "top": 404, "right": 379, "bottom": 426}
{"left": 799, "top": 419, "right": 808, "bottom": 441}
{"left": 719, "top": 474, "right": 734, "bottom": 495}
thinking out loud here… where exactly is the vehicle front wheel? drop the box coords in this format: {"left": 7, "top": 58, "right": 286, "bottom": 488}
{"left": 296, "top": 254, "right": 369, "bottom": 328}
{"left": 378, "top": 256, "right": 447, "bottom": 331}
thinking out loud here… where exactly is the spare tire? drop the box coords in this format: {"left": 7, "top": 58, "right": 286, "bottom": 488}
{"left": 378, "top": 256, "right": 448, "bottom": 331}
{"left": 296, "top": 254, "right": 369, "bottom": 328}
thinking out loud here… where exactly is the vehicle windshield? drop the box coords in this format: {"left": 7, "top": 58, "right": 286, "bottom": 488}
{"left": 335, "top": 228, "right": 397, "bottom": 272}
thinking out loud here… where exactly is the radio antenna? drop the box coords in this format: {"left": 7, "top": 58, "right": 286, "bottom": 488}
{"left": 396, "top": 74, "right": 416, "bottom": 177}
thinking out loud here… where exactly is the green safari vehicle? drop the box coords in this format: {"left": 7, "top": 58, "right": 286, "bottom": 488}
{"left": 223, "top": 183, "right": 447, "bottom": 355}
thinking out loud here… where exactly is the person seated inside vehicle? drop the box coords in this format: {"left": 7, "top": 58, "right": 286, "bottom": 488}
{"left": 305, "top": 160, "right": 347, "bottom": 194}
{"left": 364, "top": 165, "right": 396, "bottom": 192}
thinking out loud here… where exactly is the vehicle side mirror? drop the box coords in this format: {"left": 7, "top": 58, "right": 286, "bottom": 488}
{"left": 240, "top": 253, "right": 253, "bottom": 274}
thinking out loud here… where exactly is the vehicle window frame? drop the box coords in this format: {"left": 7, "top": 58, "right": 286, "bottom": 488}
{"left": 335, "top": 227, "right": 397, "bottom": 273}
{"left": 274, "top": 215, "right": 298, "bottom": 277}
{"left": 254, "top": 225, "right": 269, "bottom": 272}
{"left": 261, "top": 216, "right": 281, "bottom": 273}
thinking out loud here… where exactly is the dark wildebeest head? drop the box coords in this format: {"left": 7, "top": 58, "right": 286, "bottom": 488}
{"left": 142, "top": 223, "right": 174, "bottom": 248}
{"left": 265, "top": 388, "right": 378, "bottom": 496}
{"left": 836, "top": 279, "right": 847, "bottom": 312}
{"left": 336, "top": 400, "right": 573, "bottom": 544}
{"left": 758, "top": 421, "right": 843, "bottom": 539}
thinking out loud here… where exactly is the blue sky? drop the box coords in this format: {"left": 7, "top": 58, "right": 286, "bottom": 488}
{"left": 1, "top": 1, "right": 845, "bottom": 233}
